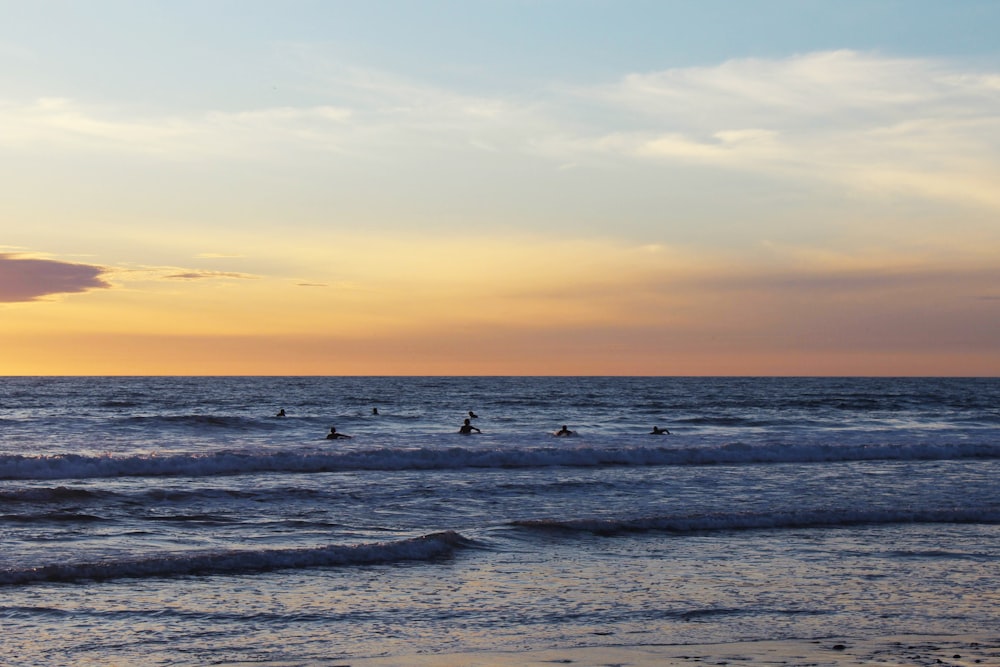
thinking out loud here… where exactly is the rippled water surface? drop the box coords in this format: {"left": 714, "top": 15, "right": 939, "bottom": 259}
{"left": 1, "top": 376, "right": 998, "bottom": 665}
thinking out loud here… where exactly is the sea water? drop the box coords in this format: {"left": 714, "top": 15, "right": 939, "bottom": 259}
{"left": 1, "top": 376, "right": 997, "bottom": 665}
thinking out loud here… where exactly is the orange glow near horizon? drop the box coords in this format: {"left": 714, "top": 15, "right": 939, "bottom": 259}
{"left": 2, "top": 330, "right": 996, "bottom": 376}
{"left": 3, "top": 236, "right": 997, "bottom": 377}
{"left": 2, "top": 230, "right": 998, "bottom": 376}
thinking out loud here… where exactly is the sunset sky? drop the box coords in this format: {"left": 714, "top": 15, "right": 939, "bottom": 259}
{"left": 2, "top": 0, "right": 998, "bottom": 375}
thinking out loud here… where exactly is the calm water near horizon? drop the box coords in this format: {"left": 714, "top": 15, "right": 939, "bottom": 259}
{"left": 1, "top": 376, "right": 998, "bottom": 665}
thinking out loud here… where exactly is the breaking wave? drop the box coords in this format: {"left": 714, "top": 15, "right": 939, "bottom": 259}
{"left": 0, "top": 531, "right": 471, "bottom": 586}
{"left": 2, "top": 440, "right": 998, "bottom": 480}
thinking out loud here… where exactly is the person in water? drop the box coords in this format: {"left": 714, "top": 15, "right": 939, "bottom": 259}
{"left": 326, "top": 427, "right": 351, "bottom": 439}
{"left": 554, "top": 425, "right": 574, "bottom": 437}
{"left": 372, "top": 407, "right": 379, "bottom": 415}
{"left": 650, "top": 426, "right": 670, "bottom": 435}
{"left": 458, "top": 418, "right": 481, "bottom": 434}
{"left": 275, "top": 408, "right": 286, "bottom": 417}
{"left": 468, "top": 410, "right": 478, "bottom": 419}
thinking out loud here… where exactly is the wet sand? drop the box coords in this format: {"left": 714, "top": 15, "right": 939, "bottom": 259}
{"left": 339, "top": 634, "right": 1000, "bottom": 667}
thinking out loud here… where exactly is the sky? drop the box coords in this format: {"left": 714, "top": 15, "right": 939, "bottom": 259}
{"left": 1, "top": 0, "right": 998, "bottom": 375}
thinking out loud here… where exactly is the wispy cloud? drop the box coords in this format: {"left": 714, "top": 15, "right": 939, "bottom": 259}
{"left": 582, "top": 50, "right": 1000, "bottom": 136}
{"left": 163, "top": 270, "right": 257, "bottom": 281}
{"left": 558, "top": 50, "right": 1000, "bottom": 210}
{"left": 2, "top": 50, "right": 997, "bottom": 211}
{"left": 0, "top": 253, "right": 110, "bottom": 302}
{"left": 0, "top": 97, "right": 352, "bottom": 159}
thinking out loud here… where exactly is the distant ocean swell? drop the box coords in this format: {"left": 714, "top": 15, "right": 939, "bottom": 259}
{"left": 511, "top": 507, "right": 1000, "bottom": 536}
{"left": 0, "top": 531, "right": 470, "bottom": 586}
{"left": 0, "top": 486, "right": 313, "bottom": 504}
{"left": 2, "top": 440, "right": 999, "bottom": 480}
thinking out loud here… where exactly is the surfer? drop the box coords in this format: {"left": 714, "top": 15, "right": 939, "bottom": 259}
{"left": 275, "top": 408, "right": 286, "bottom": 418}
{"left": 468, "top": 410, "right": 479, "bottom": 419}
{"left": 372, "top": 407, "right": 379, "bottom": 415}
{"left": 554, "top": 425, "right": 574, "bottom": 437}
{"left": 650, "top": 426, "right": 670, "bottom": 435}
{"left": 326, "top": 427, "right": 351, "bottom": 439}
{"left": 458, "top": 418, "right": 481, "bottom": 434}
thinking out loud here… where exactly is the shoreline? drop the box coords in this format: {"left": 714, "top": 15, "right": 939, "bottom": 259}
{"left": 337, "top": 634, "right": 1000, "bottom": 667}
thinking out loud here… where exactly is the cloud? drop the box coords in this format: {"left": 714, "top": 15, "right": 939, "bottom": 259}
{"left": 0, "top": 254, "right": 110, "bottom": 302}
{"left": 0, "top": 51, "right": 541, "bottom": 163}
{"left": 691, "top": 265, "right": 1000, "bottom": 296}
{"left": 553, "top": 50, "right": 1000, "bottom": 211}
{"left": 0, "top": 97, "right": 353, "bottom": 159}
{"left": 101, "top": 266, "right": 261, "bottom": 285}
{"left": 593, "top": 50, "right": 997, "bottom": 127}
{"left": 163, "top": 270, "right": 256, "bottom": 281}
{"left": 2, "top": 50, "right": 997, "bottom": 216}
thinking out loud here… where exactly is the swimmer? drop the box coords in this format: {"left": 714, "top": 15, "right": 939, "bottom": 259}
{"left": 458, "top": 418, "right": 481, "bottom": 434}
{"left": 275, "top": 408, "right": 286, "bottom": 418}
{"left": 326, "top": 427, "right": 352, "bottom": 440}
{"left": 468, "top": 410, "right": 479, "bottom": 419}
{"left": 372, "top": 407, "right": 379, "bottom": 415}
{"left": 554, "top": 425, "right": 574, "bottom": 437}
{"left": 650, "top": 426, "right": 670, "bottom": 435}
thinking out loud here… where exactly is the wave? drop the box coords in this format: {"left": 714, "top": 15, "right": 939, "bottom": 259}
{"left": 115, "top": 415, "right": 278, "bottom": 430}
{"left": 510, "top": 507, "right": 1000, "bottom": 537}
{"left": 2, "top": 440, "right": 998, "bottom": 480}
{"left": 0, "top": 486, "right": 108, "bottom": 503}
{"left": 0, "top": 531, "right": 471, "bottom": 586}
{"left": 100, "top": 400, "right": 144, "bottom": 408}
{"left": 0, "top": 511, "right": 107, "bottom": 523}
{"left": 0, "top": 485, "right": 356, "bottom": 509}
{"left": 675, "top": 416, "right": 777, "bottom": 427}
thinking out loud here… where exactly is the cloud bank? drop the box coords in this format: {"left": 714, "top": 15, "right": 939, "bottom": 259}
{"left": 0, "top": 254, "right": 110, "bottom": 302}
{"left": 3, "top": 50, "right": 997, "bottom": 218}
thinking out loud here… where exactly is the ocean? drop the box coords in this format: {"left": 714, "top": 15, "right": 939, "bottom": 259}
{"left": 1, "top": 376, "right": 998, "bottom": 666}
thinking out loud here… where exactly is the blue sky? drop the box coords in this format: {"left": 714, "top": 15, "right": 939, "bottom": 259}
{"left": 5, "top": 1, "right": 998, "bottom": 105}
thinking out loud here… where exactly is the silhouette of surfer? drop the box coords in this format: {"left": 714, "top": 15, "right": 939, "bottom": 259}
{"left": 554, "top": 425, "right": 574, "bottom": 437}
{"left": 650, "top": 426, "right": 670, "bottom": 435}
{"left": 468, "top": 410, "right": 478, "bottom": 419}
{"left": 372, "top": 407, "right": 379, "bottom": 415}
{"left": 275, "top": 408, "right": 286, "bottom": 418}
{"left": 326, "top": 427, "right": 351, "bottom": 439}
{"left": 458, "top": 418, "right": 481, "bottom": 434}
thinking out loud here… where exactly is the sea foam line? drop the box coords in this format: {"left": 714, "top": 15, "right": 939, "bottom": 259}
{"left": 0, "top": 531, "right": 470, "bottom": 586}
{"left": 1, "top": 440, "right": 998, "bottom": 480}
